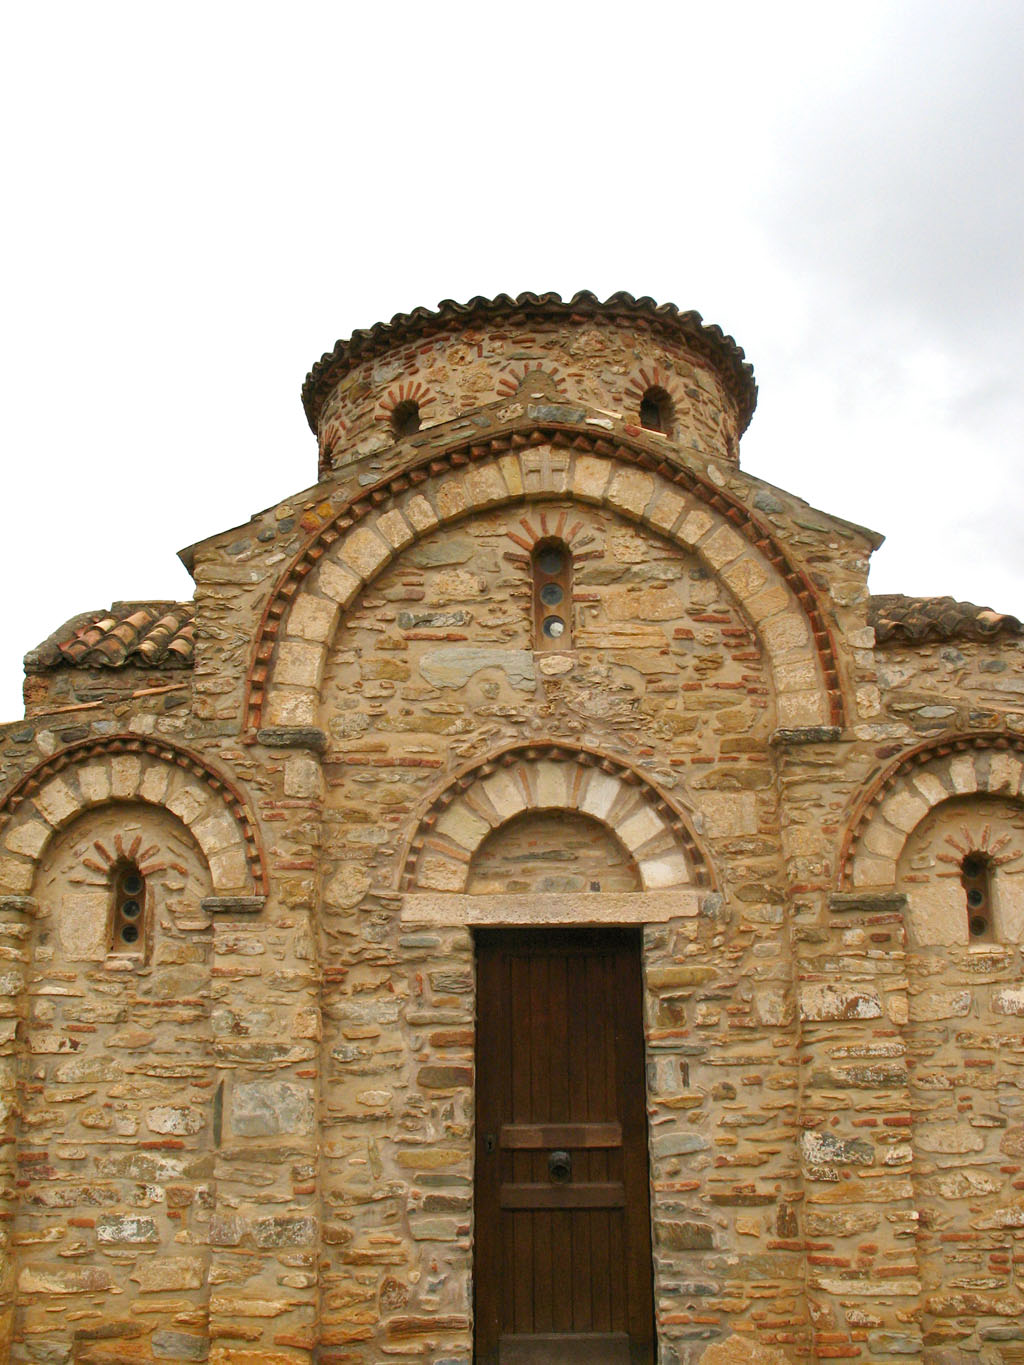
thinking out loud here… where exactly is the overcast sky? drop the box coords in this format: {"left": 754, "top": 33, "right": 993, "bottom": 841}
{"left": 1, "top": 1, "right": 1021, "bottom": 719}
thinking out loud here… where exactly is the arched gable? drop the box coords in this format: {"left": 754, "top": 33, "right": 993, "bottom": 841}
{"left": 842, "top": 733, "right": 1024, "bottom": 888}
{"left": 0, "top": 736, "right": 266, "bottom": 895}
{"left": 399, "top": 742, "right": 712, "bottom": 894}
{"left": 249, "top": 429, "right": 841, "bottom": 732}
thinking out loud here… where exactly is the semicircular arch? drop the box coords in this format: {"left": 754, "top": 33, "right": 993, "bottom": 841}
{"left": 250, "top": 431, "right": 840, "bottom": 733}
{"left": 0, "top": 735, "right": 266, "bottom": 896}
{"left": 398, "top": 742, "right": 714, "bottom": 895}
{"left": 842, "top": 733, "right": 1024, "bottom": 888}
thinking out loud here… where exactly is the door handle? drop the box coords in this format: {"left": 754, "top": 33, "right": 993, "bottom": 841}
{"left": 548, "top": 1149, "right": 572, "bottom": 1183}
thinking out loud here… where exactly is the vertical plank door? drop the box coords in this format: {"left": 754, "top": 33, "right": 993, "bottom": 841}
{"left": 474, "top": 928, "right": 654, "bottom": 1365}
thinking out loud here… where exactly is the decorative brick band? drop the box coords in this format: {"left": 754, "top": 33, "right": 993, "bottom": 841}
{"left": 244, "top": 424, "right": 843, "bottom": 731}
{"left": 839, "top": 732, "right": 1024, "bottom": 888}
{"left": 398, "top": 741, "right": 713, "bottom": 894}
{"left": 0, "top": 735, "right": 267, "bottom": 896}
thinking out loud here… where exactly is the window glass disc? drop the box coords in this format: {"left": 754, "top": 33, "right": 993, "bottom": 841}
{"left": 542, "top": 616, "right": 565, "bottom": 638}
{"left": 540, "top": 582, "right": 564, "bottom": 606}
{"left": 121, "top": 924, "right": 140, "bottom": 944}
{"left": 122, "top": 899, "right": 141, "bottom": 919}
{"left": 966, "top": 887, "right": 984, "bottom": 909}
{"left": 537, "top": 548, "right": 564, "bottom": 575}
{"left": 122, "top": 872, "right": 143, "bottom": 895}
{"left": 969, "top": 915, "right": 988, "bottom": 937}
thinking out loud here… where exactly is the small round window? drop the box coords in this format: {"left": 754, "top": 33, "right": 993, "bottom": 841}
{"left": 532, "top": 540, "right": 573, "bottom": 649}
{"left": 112, "top": 861, "right": 146, "bottom": 953}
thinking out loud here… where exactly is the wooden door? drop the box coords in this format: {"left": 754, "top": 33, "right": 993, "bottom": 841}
{"left": 474, "top": 928, "right": 654, "bottom": 1365}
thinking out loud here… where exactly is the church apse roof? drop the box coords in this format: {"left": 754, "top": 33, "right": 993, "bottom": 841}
{"left": 25, "top": 602, "right": 195, "bottom": 672}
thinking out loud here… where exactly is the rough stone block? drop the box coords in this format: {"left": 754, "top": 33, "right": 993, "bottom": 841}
{"left": 403, "top": 493, "right": 441, "bottom": 534}
{"left": 339, "top": 525, "right": 392, "bottom": 579}
{"left": 232, "top": 1080, "right": 314, "bottom": 1137}
{"left": 317, "top": 556, "right": 362, "bottom": 605}
{"left": 77, "top": 762, "right": 112, "bottom": 806}
{"left": 4, "top": 817, "right": 50, "bottom": 859}
{"left": 616, "top": 805, "right": 667, "bottom": 852}
{"left": 375, "top": 508, "right": 415, "bottom": 550}
{"left": 678, "top": 508, "right": 714, "bottom": 546}
{"left": 275, "top": 640, "right": 324, "bottom": 690}
{"left": 262, "top": 685, "right": 317, "bottom": 727}
{"left": 570, "top": 454, "right": 612, "bottom": 504}
{"left": 288, "top": 592, "right": 339, "bottom": 643}
{"left": 33, "top": 777, "right": 79, "bottom": 828}
{"left": 579, "top": 770, "right": 620, "bottom": 822}
{"left": 701, "top": 525, "right": 745, "bottom": 571}
{"left": 607, "top": 468, "right": 654, "bottom": 517}
{"left": 465, "top": 464, "right": 507, "bottom": 509}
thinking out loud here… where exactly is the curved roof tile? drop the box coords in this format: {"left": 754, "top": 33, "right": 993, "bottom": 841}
{"left": 26, "top": 602, "right": 195, "bottom": 672}
{"left": 870, "top": 594, "right": 1024, "bottom": 645}
{"left": 301, "top": 290, "right": 757, "bottom": 435}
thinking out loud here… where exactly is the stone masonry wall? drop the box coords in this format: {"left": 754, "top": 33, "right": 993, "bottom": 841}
{"left": 0, "top": 303, "right": 1021, "bottom": 1363}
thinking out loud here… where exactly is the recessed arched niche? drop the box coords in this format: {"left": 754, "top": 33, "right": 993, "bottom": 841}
{"left": 466, "top": 809, "right": 640, "bottom": 896}
{"left": 897, "top": 794, "right": 1024, "bottom": 946}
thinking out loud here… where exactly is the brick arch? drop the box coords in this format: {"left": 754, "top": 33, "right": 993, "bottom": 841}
{"left": 0, "top": 736, "right": 266, "bottom": 895}
{"left": 249, "top": 429, "right": 840, "bottom": 731}
{"left": 398, "top": 742, "right": 713, "bottom": 894}
{"left": 841, "top": 733, "right": 1024, "bottom": 888}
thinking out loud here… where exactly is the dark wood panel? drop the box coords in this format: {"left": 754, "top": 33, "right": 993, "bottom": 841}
{"left": 500, "top": 1182, "right": 626, "bottom": 1210}
{"left": 501, "top": 1122, "right": 622, "bottom": 1149}
{"left": 499, "top": 1332, "right": 631, "bottom": 1364}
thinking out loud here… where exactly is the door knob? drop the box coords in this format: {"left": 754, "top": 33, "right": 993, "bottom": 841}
{"left": 548, "top": 1149, "right": 572, "bottom": 1183}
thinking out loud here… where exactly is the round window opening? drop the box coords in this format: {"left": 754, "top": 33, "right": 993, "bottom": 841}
{"left": 543, "top": 616, "right": 566, "bottom": 638}
{"left": 540, "top": 582, "right": 564, "bottom": 606}
{"left": 121, "top": 923, "right": 140, "bottom": 944}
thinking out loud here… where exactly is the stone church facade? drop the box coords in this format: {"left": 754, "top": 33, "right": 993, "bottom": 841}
{"left": 0, "top": 293, "right": 1022, "bottom": 1364}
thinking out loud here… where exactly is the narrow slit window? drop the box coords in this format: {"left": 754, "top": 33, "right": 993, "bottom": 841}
{"left": 961, "top": 852, "right": 993, "bottom": 940}
{"left": 532, "top": 539, "right": 573, "bottom": 649}
{"left": 390, "top": 400, "right": 421, "bottom": 439}
{"left": 111, "top": 860, "right": 146, "bottom": 953}
{"left": 639, "top": 386, "right": 673, "bottom": 436}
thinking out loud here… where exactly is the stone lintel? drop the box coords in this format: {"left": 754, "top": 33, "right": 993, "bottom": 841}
{"left": 256, "top": 726, "right": 327, "bottom": 752}
{"left": 400, "top": 889, "right": 702, "bottom": 927}
{"left": 0, "top": 895, "right": 38, "bottom": 917}
{"left": 202, "top": 896, "right": 267, "bottom": 915}
{"left": 828, "top": 890, "right": 908, "bottom": 914}
{"left": 770, "top": 726, "right": 843, "bottom": 746}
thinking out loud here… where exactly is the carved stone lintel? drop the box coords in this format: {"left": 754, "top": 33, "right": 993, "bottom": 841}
{"left": 0, "top": 895, "right": 38, "bottom": 917}
{"left": 202, "top": 896, "right": 266, "bottom": 915}
{"left": 770, "top": 726, "right": 843, "bottom": 747}
{"left": 256, "top": 727, "right": 327, "bottom": 752}
{"left": 829, "top": 891, "right": 907, "bottom": 914}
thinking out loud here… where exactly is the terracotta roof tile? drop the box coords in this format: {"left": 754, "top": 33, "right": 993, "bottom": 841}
{"left": 301, "top": 291, "right": 758, "bottom": 435}
{"left": 869, "top": 594, "right": 1023, "bottom": 645}
{"left": 25, "top": 602, "right": 195, "bottom": 672}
